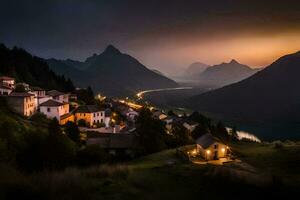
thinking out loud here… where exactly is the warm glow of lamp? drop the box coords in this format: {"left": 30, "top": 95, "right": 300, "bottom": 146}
{"left": 221, "top": 148, "right": 225, "bottom": 152}
{"left": 206, "top": 150, "right": 210, "bottom": 154}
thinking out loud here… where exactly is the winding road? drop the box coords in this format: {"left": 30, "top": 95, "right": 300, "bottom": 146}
{"left": 136, "top": 87, "right": 193, "bottom": 99}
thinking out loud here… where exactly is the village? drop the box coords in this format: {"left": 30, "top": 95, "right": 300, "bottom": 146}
{"left": 0, "top": 75, "right": 234, "bottom": 164}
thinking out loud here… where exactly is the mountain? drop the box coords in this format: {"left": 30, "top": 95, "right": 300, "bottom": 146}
{"left": 47, "top": 45, "right": 178, "bottom": 96}
{"left": 187, "top": 51, "right": 300, "bottom": 124}
{"left": 197, "top": 60, "right": 260, "bottom": 87}
{"left": 151, "top": 69, "right": 165, "bottom": 76}
{"left": 0, "top": 44, "right": 74, "bottom": 92}
{"left": 184, "top": 62, "right": 209, "bottom": 78}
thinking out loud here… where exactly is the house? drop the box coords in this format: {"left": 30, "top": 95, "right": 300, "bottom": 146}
{"left": 39, "top": 99, "right": 70, "bottom": 124}
{"left": 86, "top": 133, "right": 137, "bottom": 157}
{"left": 126, "top": 108, "right": 139, "bottom": 121}
{"left": 47, "top": 90, "right": 69, "bottom": 103}
{"left": 183, "top": 121, "right": 199, "bottom": 133}
{"left": 30, "top": 86, "right": 46, "bottom": 98}
{"left": 6, "top": 92, "right": 37, "bottom": 116}
{"left": 152, "top": 110, "right": 168, "bottom": 120}
{"left": 0, "top": 84, "right": 13, "bottom": 95}
{"left": 30, "top": 86, "right": 52, "bottom": 106}
{"left": 105, "top": 108, "right": 112, "bottom": 127}
{"left": 60, "top": 112, "right": 75, "bottom": 125}
{"left": 69, "top": 93, "right": 77, "bottom": 101}
{"left": 0, "top": 76, "right": 15, "bottom": 88}
{"left": 75, "top": 105, "right": 107, "bottom": 127}
{"left": 195, "top": 133, "right": 228, "bottom": 160}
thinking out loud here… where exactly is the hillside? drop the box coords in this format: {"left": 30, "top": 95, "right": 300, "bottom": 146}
{"left": 197, "top": 59, "right": 259, "bottom": 87}
{"left": 187, "top": 51, "right": 300, "bottom": 124}
{"left": 1, "top": 143, "right": 299, "bottom": 199}
{"left": 0, "top": 44, "right": 74, "bottom": 92}
{"left": 47, "top": 45, "right": 178, "bottom": 97}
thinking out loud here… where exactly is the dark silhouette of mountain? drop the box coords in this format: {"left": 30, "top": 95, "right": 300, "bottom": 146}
{"left": 197, "top": 59, "right": 260, "bottom": 87}
{"left": 151, "top": 69, "right": 165, "bottom": 76}
{"left": 0, "top": 44, "right": 74, "bottom": 92}
{"left": 47, "top": 45, "right": 178, "bottom": 96}
{"left": 184, "top": 62, "right": 210, "bottom": 78}
{"left": 187, "top": 51, "right": 300, "bottom": 124}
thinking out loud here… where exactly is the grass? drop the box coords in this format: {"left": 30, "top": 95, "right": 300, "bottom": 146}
{"left": 1, "top": 142, "right": 300, "bottom": 199}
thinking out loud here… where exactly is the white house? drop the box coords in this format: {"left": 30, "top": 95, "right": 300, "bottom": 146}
{"left": 183, "top": 121, "right": 199, "bottom": 133}
{"left": 47, "top": 90, "right": 69, "bottom": 103}
{"left": 30, "top": 87, "right": 52, "bottom": 106}
{"left": 0, "top": 76, "right": 15, "bottom": 89}
{"left": 0, "top": 84, "right": 13, "bottom": 95}
{"left": 39, "top": 99, "right": 69, "bottom": 120}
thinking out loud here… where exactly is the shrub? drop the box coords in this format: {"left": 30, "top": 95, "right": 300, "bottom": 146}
{"left": 273, "top": 141, "right": 284, "bottom": 149}
{"left": 30, "top": 112, "right": 49, "bottom": 124}
{"left": 76, "top": 145, "right": 111, "bottom": 166}
{"left": 77, "top": 119, "right": 87, "bottom": 127}
{"left": 64, "top": 121, "right": 80, "bottom": 144}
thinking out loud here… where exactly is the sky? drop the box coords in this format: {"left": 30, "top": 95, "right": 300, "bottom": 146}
{"left": 1, "top": 0, "right": 300, "bottom": 75}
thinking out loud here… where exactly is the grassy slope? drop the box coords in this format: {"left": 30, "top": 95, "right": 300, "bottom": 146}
{"left": 1, "top": 142, "right": 300, "bottom": 200}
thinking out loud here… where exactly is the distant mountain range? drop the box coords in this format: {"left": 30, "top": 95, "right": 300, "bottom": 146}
{"left": 184, "top": 62, "right": 210, "bottom": 78}
{"left": 197, "top": 59, "right": 261, "bottom": 88}
{"left": 47, "top": 45, "right": 178, "bottom": 96}
{"left": 187, "top": 51, "right": 300, "bottom": 124}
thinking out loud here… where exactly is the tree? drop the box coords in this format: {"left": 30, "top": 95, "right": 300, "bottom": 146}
{"left": 14, "top": 84, "right": 26, "bottom": 92}
{"left": 42, "top": 118, "right": 76, "bottom": 169}
{"left": 76, "top": 145, "right": 111, "bottom": 166}
{"left": 76, "top": 86, "right": 96, "bottom": 105}
{"left": 78, "top": 119, "right": 87, "bottom": 127}
{"left": 136, "top": 108, "right": 167, "bottom": 155}
{"left": 168, "top": 110, "right": 176, "bottom": 116}
{"left": 170, "top": 123, "right": 190, "bottom": 147}
{"left": 213, "top": 121, "right": 230, "bottom": 144}
{"left": 65, "top": 121, "right": 80, "bottom": 144}
{"left": 230, "top": 126, "right": 238, "bottom": 142}
{"left": 191, "top": 124, "right": 209, "bottom": 140}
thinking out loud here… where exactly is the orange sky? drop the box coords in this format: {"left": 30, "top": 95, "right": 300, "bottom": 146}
{"left": 128, "top": 31, "right": 300, "bottom": 75}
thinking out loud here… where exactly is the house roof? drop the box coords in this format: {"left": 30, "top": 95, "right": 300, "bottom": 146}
{"left": 0, "top": 84, "right": 12, "bottom": 90}
{"left": 196, "top": 133, "right": 221, "bottom": 149}
{"left": 47, "top": 90, "right": 64, "bottom": 97}
{"left": 0, "top": 76, "right": 14, "bottom": 81}
{"left": 60, "top": 112, "right": 74, "bottom": 120}
{"left": 87, "top": 134, "right": 136, "bottom": 149}
{"left": 8, "top": 92, "right": 35, "bottom": 97}
{"left": 30, "top": 86, "right": 44, "bottom": 91}
{"left": 40, "top": 99, "right": 65, "bottom": 107}
{"left": 75, "top": 105, "right": 103, "bottom": 113}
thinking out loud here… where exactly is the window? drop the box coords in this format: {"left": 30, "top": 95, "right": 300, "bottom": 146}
{"left": 84, "top": 114, "right": 86, "bottom": 116}
{"left": 47, "top": 107, "right": 50, "bottom": 112}
{"left": 94, "top": 113, "right": 96, "bottom": 117}
{"left": 101, "top": 112, "right": 103, "bottom": 116}
{"left": 97, "top": 113, "right": 99, "bottom": 116}
{"left": 101, "top": 119, "right": 103, "bottom": 123}
{"left": 214, "top": 144, "right": 218, "bottom": 149}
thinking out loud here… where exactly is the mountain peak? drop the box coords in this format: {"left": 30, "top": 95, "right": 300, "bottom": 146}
{"left": 103, "top": 45, "right": 121, "bottom": 55}
{"left": 229, "top": 59, "right": 239, "bottom": 64}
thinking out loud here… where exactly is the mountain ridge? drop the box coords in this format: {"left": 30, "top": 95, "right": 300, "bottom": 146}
{"left": 47, "top": 45, "right": 178, "bottom": 96}
{"left": 187, "top": 50, "right": 300, "bottom": 124}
